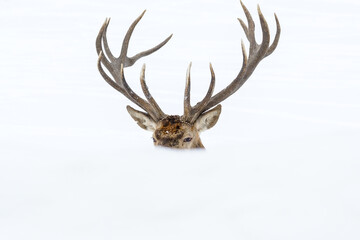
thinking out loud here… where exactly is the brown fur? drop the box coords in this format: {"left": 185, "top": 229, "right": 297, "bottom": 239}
{"left": 153, "top": 115, "right": 204, "bottom": 149}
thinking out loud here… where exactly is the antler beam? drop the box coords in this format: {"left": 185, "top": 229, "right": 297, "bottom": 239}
{"left": 182, "top": 63, "right": 216, "bottom": 123}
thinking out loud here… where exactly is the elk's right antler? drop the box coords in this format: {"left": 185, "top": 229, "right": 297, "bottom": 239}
{"left": 96, "top": 10, "right": 173, "bottom": 121}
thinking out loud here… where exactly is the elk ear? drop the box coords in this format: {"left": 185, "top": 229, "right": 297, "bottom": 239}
{"left": 126, "top": 105, "right": 157, "bottom": 131}
{"left": 194, "top": 104, "right": 222, "bottom": 132}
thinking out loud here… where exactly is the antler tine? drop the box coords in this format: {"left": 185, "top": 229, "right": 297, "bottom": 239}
{"left": 200, "top": 1, "right": 280, "bottom": 113}
{"left": 239, "top": 0, "right": 256, "bottom": 55}
{"left": 120, "top": 10, "right": 173, "bottom": 67}
{"left": 96, "top": 18, "right": 109, "bottom": 56}
{"left": 183, "top": 62, "right": 192, "bottom": 120}
{"left": 189, "top": 63, "right": 216, "bottom": 123}
{"left": 96, "top": 19, "right": 116, "bottom": 81}
{"left": 183, "top": 63, "right": 216, "bottom": 123}
{"left": 130, "top": 34, "right": 173, "bottom": 66}
{"left": 255, "top": 5, "right": 271, "bottom": 59}
{"left": 140, "top": 64, "right": 166, "bottom": 118}
{"left": 265, "top": 13, "right": 281, "bottom": 57}
{"left": 102, "top": 18, "right": 116, "bottom": 63}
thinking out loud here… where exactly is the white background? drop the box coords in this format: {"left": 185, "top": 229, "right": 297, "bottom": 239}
{"left": 1, "top": 0, "right": 359, "bottom": 239}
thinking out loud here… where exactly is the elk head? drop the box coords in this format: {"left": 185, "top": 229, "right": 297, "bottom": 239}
{"left": 96, "top": 1, "right": 281, "bottom": 149}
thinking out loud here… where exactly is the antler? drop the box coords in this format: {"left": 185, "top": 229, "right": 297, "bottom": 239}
{"left": 182, "top": 62, "right": 216, "bottom": 123}
{"left": 183, "top": 1, "right": 281, "bottom": 123}
{"left": 96, "top": 10, "right": 173, "bottom": 121}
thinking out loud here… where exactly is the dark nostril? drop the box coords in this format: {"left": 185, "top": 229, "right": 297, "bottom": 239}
{"left": 152, "top": 137, "right": 157, "bottom": 143}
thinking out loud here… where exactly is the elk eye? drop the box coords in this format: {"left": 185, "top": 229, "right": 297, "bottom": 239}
{"left": 183, "top": 137, "right": 192, "bottom": 142}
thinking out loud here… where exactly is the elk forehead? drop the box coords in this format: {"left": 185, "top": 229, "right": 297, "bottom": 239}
{"left": 153, "top": 115, "right": 194, "bottom": 147}
{"left": 155, "top": 115, "right": 190, "bottom": 138}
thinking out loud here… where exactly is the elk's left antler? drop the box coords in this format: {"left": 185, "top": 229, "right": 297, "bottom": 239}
{"left": 182, "top": 1, "right": 281, "bottom": 123}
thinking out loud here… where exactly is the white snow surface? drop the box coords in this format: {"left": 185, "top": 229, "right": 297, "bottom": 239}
{"left": 1, "top": 0, "right": 360, "bottom": 239}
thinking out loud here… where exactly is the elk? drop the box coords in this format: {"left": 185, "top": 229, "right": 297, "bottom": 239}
{"left": 96, "top": 1, "right": 281, "bottom": 149}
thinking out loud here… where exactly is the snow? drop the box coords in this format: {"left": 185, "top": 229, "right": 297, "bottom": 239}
{"left": 1, "top": 0, "right": 360, "bottom": 239}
